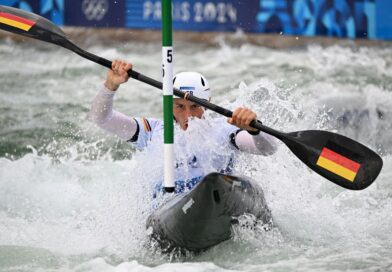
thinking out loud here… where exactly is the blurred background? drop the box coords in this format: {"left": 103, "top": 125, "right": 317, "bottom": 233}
{"left": 1, "top": 0, "right": 392, "bottom": 43}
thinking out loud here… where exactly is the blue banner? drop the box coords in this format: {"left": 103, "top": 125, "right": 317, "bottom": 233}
{"left": 255, "top": 0, "right": 376, "bottom": 39}
{"left": 0, "top": 0, "right": 64, "bottom": 25}
{"left": 126, "top": 0, "right": 249, "bottom": 31}
{"left": 124, "top": 0, "right": 385, "bottom": 40}
{"left": 376, "top": 0, "right": 392, "bottom": 40}
{"left": 1, "top": 0, "right": 391, "bottom": 40}
{"left": 64, "top": 0, "right": 125, "bottom": 27}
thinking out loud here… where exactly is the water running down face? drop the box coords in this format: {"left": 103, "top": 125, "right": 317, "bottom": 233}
{"left": 173, "top": 98, "right": 205, "bottom": 130}
{"left": 172, "top": 71, "right": 210, "bottom": 130}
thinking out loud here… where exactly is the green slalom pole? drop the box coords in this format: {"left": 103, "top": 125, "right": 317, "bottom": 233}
{"left": 162, "top": 0, "right": 175, "bottom": 192}
{"left": 0, "top": 5, "right": 383, "bottom": 191}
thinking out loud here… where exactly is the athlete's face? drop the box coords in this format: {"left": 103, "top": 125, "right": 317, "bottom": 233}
{"left": 173, "top": 98, "right": 205, "bottom": 130}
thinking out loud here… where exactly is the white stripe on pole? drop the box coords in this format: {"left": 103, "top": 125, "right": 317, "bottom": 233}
{"left": 162, "top": 46, "right": 173, "bottom": 96}
{"left": 162, "top": 45, "right": 174, "bottom": 189}
{"left": 164, "top": 144, "right": 174, "bottom": 188}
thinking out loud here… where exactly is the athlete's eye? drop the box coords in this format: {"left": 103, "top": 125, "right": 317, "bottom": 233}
{"left": 176, "top": 104, "right": 184, "bottom": 110}
{"left": 191, "top": 104, "right": 200, "bottom": 110}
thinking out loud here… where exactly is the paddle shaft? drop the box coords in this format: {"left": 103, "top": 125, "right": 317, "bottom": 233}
{"left": 68, "top": 41, "right": 286, "bottom": 139}
{"left": 36, "top": 42, "right": 387, "bottom": 190}
{"left": 0, "top": 4, "right": 383, "bottom": 190}
{"left": 0, "top": 4, "right": 289, "bottom": 140}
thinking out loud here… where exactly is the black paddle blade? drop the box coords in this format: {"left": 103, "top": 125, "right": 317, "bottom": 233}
{"left": 0, "top": 5, "right": 68, "bottom": 47}
{"left": 0, "top": 5, "right": 112, "bottom": 69}
{"left": 283, "top": 130, "right": 382, "bottom": 190}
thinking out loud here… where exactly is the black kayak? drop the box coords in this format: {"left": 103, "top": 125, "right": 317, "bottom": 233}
{"left": 146, "top": 172, "right": 272, "bottom": 252}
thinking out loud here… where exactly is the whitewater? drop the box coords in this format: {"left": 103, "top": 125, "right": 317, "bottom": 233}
{"left": 0, "top": 35, "right": 391, "bottom": 271}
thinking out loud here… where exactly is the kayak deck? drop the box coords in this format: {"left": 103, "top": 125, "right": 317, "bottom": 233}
{"left": 146, "top": 172, "right": 272, "bottom": 252}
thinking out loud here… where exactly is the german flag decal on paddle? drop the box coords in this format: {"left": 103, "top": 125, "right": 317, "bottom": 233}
{"left": 316, "top": 142, "right": 361, "bottom": 182}
{"left": 0, "top": 12, "right": 36, "bottom": 31}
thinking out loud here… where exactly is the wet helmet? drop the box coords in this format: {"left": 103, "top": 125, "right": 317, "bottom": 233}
{"left": 173, "top": 72, "right": 210, "bottom": 100}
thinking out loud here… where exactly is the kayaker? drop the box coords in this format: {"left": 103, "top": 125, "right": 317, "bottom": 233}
{"left": 90, "top": 60, "right": 277, "bottom": 194}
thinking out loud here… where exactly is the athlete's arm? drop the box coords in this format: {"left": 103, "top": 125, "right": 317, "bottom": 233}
{"left": 228, "top": 107, "right": 277, "bottom": 155}
{"left": 103, "top": 60, "right": 133, "bottom": 92}
{"left": 233, "top": 130, "right": 277, "bottom": 155}
{"left": 89, "top": 60, "right": 139, "bottom": 141}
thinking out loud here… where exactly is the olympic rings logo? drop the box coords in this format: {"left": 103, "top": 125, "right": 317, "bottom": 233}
{"left": 81, "top": 0, "right": 109, "bottom": 21}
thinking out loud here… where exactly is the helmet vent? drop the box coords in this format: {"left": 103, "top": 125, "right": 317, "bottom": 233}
{"left": 201, "top": 77, "right": 205, "bottom": 86}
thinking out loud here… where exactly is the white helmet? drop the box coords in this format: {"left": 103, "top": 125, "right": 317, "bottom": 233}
{"left": 173, "top": 72, "right": 210, "bottom": 100}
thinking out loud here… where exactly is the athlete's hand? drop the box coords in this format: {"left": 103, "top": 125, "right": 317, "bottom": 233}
{"left": 104, "top": 60, "right": 133, "bottom": 91}
{"left": 228, "top": 107, "right": 259, "bottom": 133}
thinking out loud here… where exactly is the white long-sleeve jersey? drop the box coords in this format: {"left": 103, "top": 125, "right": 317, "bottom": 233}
{"left": 89, "top": 84, "right": 277, "bottom": 193}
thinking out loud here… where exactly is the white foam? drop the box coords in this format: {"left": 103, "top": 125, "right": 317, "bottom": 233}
{"left": 1, "top": 39, "right": 391, "bottom": 271}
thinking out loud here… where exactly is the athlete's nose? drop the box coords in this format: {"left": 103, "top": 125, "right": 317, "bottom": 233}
{"left": 185, "top": 107, "right": 192, "bottom": 118}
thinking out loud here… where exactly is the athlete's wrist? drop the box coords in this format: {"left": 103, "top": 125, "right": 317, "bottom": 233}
{"left": 104, "top": 80, "right": 119, "bottom": 91}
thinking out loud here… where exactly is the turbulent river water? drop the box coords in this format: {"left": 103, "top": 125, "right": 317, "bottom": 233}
{"left": 0, "top": 34, "right": 392, "bottom": 272}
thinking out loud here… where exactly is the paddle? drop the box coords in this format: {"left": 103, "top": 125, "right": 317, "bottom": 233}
{"left": 0, "top": 5, "right": 383, "bottom": 190}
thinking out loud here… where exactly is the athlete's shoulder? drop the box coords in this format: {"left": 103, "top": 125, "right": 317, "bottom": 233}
{"left": 129, "top": 117, "right": 163, "bottom": 149}
{"left": 135, "top": 117, "right": 163, "bottom": 133}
